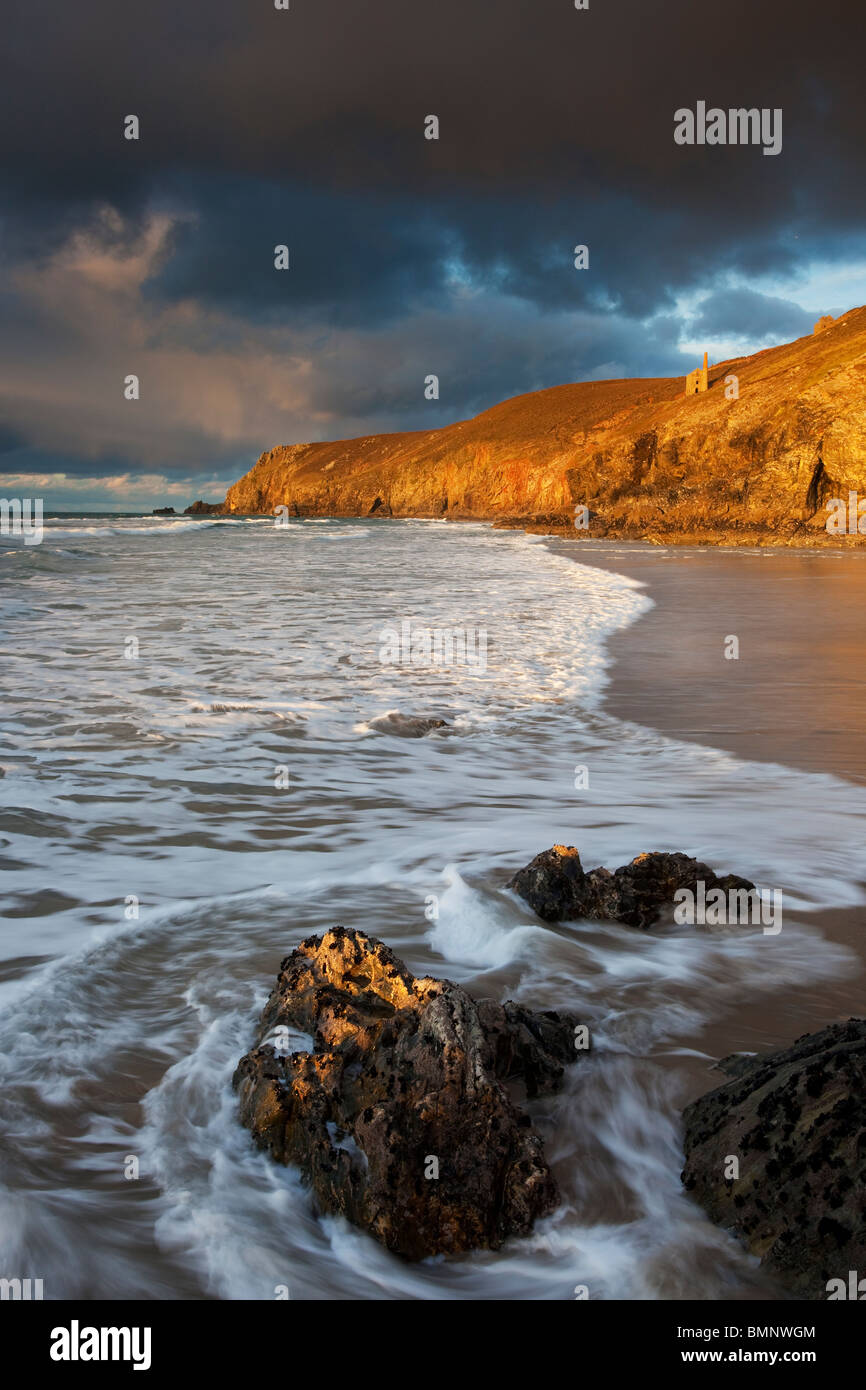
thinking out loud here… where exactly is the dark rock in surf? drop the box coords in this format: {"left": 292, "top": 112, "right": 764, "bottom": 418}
{"left": 508, "top": 844, "right": 589, "bottom": 922}
{"left": 507, "top": 844, "right": 754, "bottom": 929}
{"left": 368, "top": 712, "right": 448, "bottom": 738}
{"left": 233, "top": 926, "right": 581, "bottom": 1259}
{"left": 152, "top": 506, "right": 176, "bottom": 515}
{"left": 681, "top": 1019, "right": 866, "bottom": 1299}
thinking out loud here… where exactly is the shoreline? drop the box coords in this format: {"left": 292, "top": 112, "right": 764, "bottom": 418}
{"left": 186, "top": 504, "right": 866, "bottom": 548}
{"left": 547, "top": 536, "right": 866, "bottom": 786}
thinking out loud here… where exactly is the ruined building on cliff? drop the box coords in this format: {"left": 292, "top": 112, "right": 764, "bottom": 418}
{"left": 685, "top": 352, "right": 709, "bottom": 395}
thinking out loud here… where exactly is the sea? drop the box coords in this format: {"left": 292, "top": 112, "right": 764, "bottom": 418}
{"left": 1, "top": 512, "right": 864, "bottom": 1300}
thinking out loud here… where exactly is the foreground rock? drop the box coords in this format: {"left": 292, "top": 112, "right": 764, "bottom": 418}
{"left": 681, "top": 1020, "right": 866, "bottom": 1299}
{"left": 508, "top": 844, "right": 754, "bottom": 928}
{"left": 233, "top": 926, "right": 579, "bottom": 1259}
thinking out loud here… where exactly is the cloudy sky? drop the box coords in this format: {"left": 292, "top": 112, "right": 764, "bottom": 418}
{"left": 1, "top": 0, "right": 865, "bottom": 509}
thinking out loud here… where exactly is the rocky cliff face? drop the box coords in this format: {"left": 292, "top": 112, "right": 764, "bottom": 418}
{"left": 682, "top": 1020, "right": 866, "bottom": 1299}
{"left": 224, "top": 307, "right": 866, "bottom": 544}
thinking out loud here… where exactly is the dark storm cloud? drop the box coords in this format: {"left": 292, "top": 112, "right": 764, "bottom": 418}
{"left": 1, "top": 0, "right": 865, "bottom": 497}
{"left": 142, "top": 177, "right": 684, "bottom": 326}
{"left": 0, "top": 423, "right": 25, "bottom": 454}
{"left": 79, "top": 172, "right": 848, "bottom": 333}
{"left": 3, "top": 1, "right": 864, "bottom": 287}
{"left": 4, "top": 1, "right": 864, "bottom": 190}
{"left": 690, "top": 289, "right": 816, "bottom": 342}
{"left": 142, "top": 176, "right": 456, "bottom": 328}
{"left": 1, "top": 445, "right": 142, "bottom": 477}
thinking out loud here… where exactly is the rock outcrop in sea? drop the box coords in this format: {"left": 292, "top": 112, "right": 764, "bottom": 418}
{"left": 681, "top": 1019, "right": 866, "bottom": 1299}
{"left": 234, "top": 926, "right": 581, "bottom": 1259}
{"left": 183, "top": 500, "right": 224, "bottom": 515}
{"left": 508, "top": 844, "right": 755, "bottom": 928}
{"left": 218, "top": 306, "right": 866, "bottom": 545}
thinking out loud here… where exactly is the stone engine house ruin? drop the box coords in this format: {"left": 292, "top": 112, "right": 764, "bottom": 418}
{"left": 685, "top": 351, "right": 709, "bottom": 395}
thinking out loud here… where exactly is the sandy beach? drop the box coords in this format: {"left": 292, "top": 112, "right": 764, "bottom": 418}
{"left": 551, "top": 539, "right": 866, "bottom": 785}
{"left": 549, "top": 537, "right": 866, "bottom": 1085}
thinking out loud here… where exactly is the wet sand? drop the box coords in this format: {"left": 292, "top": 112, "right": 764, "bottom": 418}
{"left": 549, "top": 539, "right": 866, "bottom": 784}
{"left": 550, "top": 536, "right": 866, "bottom": 1062}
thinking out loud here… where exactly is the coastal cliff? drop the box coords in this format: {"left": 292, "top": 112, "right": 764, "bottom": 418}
{"left": 222, "top": 306, "right": 866, "bottom": 544}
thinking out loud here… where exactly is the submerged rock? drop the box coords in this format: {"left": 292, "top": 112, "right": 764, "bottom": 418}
{"left": 367, "top": 711, "right": 448, "bottom": 737}
{"left": 681, "top": 1019, "right": 866, "bottom": 1299}
{"left": 508, "top": 844, "right": 754, "bottom": 929}
{"left": 233, "top": 926, "right": 580, "bottom": 1259}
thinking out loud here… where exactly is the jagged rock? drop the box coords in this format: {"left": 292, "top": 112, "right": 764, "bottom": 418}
{"left": 233, "top": 926, "right": 580, "bottom": 1259}
{"left": 681, "top": 1020, "right": 866, "bottom": 1299}
{"left": 152, "top": 506, "right": 175, "bottom": 515}
{"left": 507, "top": 844, "right": 754, "bottom": 928}
{"left": 508, "top": 844, "right": 589, "bottom": 922}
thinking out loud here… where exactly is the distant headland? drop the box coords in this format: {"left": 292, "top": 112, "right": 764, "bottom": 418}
{"left": 195, "top": 307, "right": 866, "bottom": 546}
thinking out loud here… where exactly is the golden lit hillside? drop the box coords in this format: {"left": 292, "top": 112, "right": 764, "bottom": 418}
{"left": 222, "top": 307, "right": 866, "bottom": 544}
